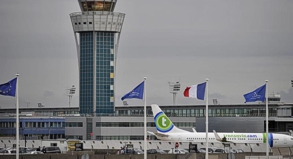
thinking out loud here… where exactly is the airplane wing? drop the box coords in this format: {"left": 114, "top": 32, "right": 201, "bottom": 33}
{"left": 147, "top": 131, "right": 169, "bottom": 137}
{"left": 213, "top": 130, "right": 236, "bottom": 143}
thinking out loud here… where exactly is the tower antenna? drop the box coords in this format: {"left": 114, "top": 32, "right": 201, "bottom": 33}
{"left": 168, "top": 81, "right": 181, "bottom": 105}
{"left": 66, "top": 85, "right": 76, "bottom": 107}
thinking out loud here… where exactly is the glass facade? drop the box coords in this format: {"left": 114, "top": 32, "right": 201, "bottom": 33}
{"left": 80, "top": 32, "right": 115, "bottom": 115}
{"left": 65, "top": 122, "right": 83, "bottom": 127}
{"left": 116, "top": 107, "right": 278, "bottom": 117}
{"left": 80, "top": 32, "right": 94, "bottom": 114}
{"left": 0, "top": 118, "right": 65, "bottom": 139}
{"left": 81, "top": 2, "right": 114, "bottom": 11}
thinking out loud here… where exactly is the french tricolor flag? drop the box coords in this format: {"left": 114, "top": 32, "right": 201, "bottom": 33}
{"left": 183, "top": 82, "right": 206, "bottom": 100}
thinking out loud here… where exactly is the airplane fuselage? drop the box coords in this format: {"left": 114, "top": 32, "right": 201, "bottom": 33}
{"left": 150, "top": 104, "right": 293, "bottom": 148}
{"left": 157, "top": 132, "right": 293, "bottom": 148}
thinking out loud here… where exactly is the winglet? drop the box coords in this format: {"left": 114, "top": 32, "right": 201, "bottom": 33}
{"left": 192, "top": 128, "right": 197, "bottom": 133}
{"left": 213, "top": 130, "right": 222, "bottom": 142}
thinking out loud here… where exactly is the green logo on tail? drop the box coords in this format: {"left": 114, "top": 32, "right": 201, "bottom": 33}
{"left": 154, "top": 112, "right": 174, "bottom": 133}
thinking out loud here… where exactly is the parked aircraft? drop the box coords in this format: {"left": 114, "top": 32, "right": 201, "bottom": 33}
{"left": 148, "top": 104, "right": 293, "bottom": 148}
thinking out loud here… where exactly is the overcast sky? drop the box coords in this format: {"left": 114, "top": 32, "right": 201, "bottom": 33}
{"left": 0, "top": 0, "right": 292, "bottom": 108}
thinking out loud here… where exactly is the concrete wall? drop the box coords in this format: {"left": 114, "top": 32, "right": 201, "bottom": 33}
{"left": 66, "top": 116, "right": 196, "bottom": 140}
{"left": 65, "top": 117, "right": 87, "bottom": 139}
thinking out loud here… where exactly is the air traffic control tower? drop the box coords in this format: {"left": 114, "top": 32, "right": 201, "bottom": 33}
{"left": 70, "top": 0, "right": 125, "bottom": 115}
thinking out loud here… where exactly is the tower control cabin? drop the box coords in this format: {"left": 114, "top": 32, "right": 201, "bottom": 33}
{"left": 70, "top": 0, "right": 125, "bottom": 115}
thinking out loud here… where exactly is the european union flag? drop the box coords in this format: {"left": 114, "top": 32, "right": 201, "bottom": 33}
{"left": 121, "top": 81, "right": 144, "bottom": 101}
{"left": 0, "top": 78, "right": 17, "bottom": 97}
{"left": 243, "top": 84, "right": 266, "bottom": 103}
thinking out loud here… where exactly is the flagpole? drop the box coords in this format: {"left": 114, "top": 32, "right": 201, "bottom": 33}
{"left": 265, "top": 80, "right": 269, "bottom": 157}
{"left": 143, "top": 77, "right": 147, "bottom": 159}
{"left": 16, "top": 73, "right": 19, "bottom": 159}
{"left": 205, "top": 78, "right": 209, "bottom": 159}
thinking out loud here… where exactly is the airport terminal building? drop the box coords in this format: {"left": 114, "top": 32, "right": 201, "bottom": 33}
{"left": 65, "top": 101, "right": 293, "bottom": 140}
{"left": 1, "top": 98, "right": 293, "bottom": 140}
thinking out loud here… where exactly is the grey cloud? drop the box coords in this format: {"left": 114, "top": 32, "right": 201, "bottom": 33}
{"left": 279, "top": 88, "right": 293, "bottom": 103}
{"left": 210, "top": 93, "right": 226, "bottom": 100}
{"left": 117, "top": 0, "right": 293, "bottom": 58}
{"left": 1, "top": 0, "right": 293, "bottom": 108}
{"left": 43, "top": 91, "right": 54, "bottom": 98}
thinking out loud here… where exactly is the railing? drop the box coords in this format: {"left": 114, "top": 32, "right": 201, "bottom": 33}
{"left": 70, "top": 11, "right": 125, "bottom": 16}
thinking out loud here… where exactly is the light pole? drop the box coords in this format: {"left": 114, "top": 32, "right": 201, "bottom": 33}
{"left": 66, "top": 85, "right": 76, "bottom": 107}
{"left": 48, "top": 126, "right": 52, "bottom": 139}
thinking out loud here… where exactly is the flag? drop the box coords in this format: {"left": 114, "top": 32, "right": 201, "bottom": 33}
{"left": 0, "top": 78, "right": 17, "bottom": 97}
{"left": 243, "top": 84, "right": 266, "bottom": 103}
{"left": 183, "top": 82, "right": 206, "bottom": 100}
{"left": 121, "top": 81, "right": 144, "bottom": 101}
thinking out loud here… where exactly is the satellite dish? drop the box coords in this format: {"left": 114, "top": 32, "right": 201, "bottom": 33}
{"left": 123, "top": 101, "right": 128, "bottom": 106}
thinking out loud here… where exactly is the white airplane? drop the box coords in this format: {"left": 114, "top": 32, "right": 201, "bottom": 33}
{"left": 147, "top": 104, "right": 293, "bottom": 148}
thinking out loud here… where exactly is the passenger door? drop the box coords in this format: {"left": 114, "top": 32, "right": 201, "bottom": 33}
{"left": 284, "top": 137, "right": 287, "bottom": 145}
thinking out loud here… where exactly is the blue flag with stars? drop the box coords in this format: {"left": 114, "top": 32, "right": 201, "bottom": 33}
{"left": 0, "top": 78, "right": 17, "bottom": 97}
{"left": 243, "top": 84, "right": 266, "bottom": 103}
{"left": 121, "top": 81, "right": 144, "bottom": 101}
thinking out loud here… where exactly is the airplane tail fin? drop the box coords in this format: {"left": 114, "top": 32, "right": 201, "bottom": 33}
{"left": 151, "top": 104, "right": 189, "bottom": 134}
